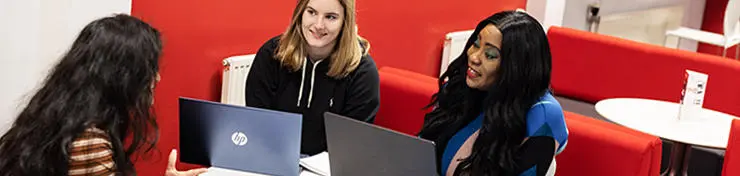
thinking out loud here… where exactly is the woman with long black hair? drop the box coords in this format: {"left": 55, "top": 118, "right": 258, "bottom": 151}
{"left": 0, "top": 14, "right": 205, "bottom": 176}
{"left": 419, "top": 11, "right": 569, "bottom": 176}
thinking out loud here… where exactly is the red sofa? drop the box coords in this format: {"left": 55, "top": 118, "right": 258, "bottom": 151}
{"left": 723, "top": 119, "right": 740, "bottom": 176}
{"left": 377, "top": 66, "right": 663, "bottom": 176}
{"left": 548, "top": 26, "right": 740, "bottom": 175}
{"left": 557, "top": 111, "right": 662, "bottom": 176}
{"left": 376, "top": 67, "right": 437, "bottom": 135}
{"left": 548, "top": 26, "right": 740, "bottom": 117}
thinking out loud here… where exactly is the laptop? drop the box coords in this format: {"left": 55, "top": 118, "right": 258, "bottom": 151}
{"left": 179, "top": 97, "right": 303, "bottom": 176}
{"left": 323, "top": 112, "right": 438, "bottom": 176}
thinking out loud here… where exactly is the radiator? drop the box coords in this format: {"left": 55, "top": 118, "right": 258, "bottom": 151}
{"left": 440, "top": 30, "right": 474, "bottom": 77}
{"left": 220, "top": 54, "right": 256, "bottom": 106}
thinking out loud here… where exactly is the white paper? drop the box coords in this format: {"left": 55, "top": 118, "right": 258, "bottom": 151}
{"left": 299, "top": 152, "right": 331, "bottom": 176}
{"left": 679, "top": 70, "right": 708, "bottom": 121}
{"left": 299, "top": 171, "right": 322, "bottom": 176}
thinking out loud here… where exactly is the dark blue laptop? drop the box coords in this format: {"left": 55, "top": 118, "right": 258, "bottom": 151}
{"left": 179, "top": 97, "right": 303, "bottom": 176}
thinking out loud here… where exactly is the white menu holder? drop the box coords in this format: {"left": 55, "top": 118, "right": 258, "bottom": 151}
{"left": 678, "top": 70, "right": 708, "bottom": 121}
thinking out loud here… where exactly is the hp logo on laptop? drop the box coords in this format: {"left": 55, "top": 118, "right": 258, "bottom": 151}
{"left": 231, "top": 131, "right": 248, "bottom": 146}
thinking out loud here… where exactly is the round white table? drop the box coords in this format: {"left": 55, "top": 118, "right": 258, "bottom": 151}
{"left": 595, "top": 98, "right": 737, "bottom": 176}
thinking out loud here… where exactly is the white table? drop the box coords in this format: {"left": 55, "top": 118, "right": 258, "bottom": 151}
{"left": 595, "top": 98, "right": 737, "bottom": 176}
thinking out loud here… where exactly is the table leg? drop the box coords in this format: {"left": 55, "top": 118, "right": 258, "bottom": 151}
{"left": 680, "top": 144, "right": 692, "bottom": 176}
{"left": 661, "top": 142, "right": 688, "bottom": 176}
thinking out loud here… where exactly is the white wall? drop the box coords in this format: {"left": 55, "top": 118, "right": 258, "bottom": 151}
{"left": 527, "top": 0, "right": 566, "bottom": 32}
{"left": 0, "top": 0, "right": 131, "bottom": 135}
{"left": 561, "top": 0, "right": 704, "bottom": 30}
{"left": 560, "top": 0, "right": 705, "bottom": 51}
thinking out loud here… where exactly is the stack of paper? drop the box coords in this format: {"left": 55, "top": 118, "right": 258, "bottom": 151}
{"left": 299, "top": 152, "right": 331, "bottom": 176}
{"left": 299, "top": 171, "right": 322, "bottom": 176}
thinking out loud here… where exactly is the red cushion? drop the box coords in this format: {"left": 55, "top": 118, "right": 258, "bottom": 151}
{"left": 557, "top": 111, "right": 662, "bottom": 176}
{"left": 723, "top": 119, "right": 740, "bottom": 176}
{"left": 547, "top": 26, "right": 740, "bottom": 117}
{"left": 376, "top": 67, "right": 438, "bottom": 135}
{"left": 380, "top": 67, "right": 439, "bottom": 84}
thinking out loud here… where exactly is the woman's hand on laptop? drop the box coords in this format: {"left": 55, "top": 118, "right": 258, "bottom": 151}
{"left": 166, "top": 149, "right": 208, "bottom": 176}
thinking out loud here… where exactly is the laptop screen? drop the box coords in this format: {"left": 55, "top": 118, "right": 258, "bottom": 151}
{"left": 179, "top": 97, "right": 303, "bottom": 176}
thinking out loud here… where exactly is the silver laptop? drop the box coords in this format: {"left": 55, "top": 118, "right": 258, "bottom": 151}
{"left": 179, "top": 97, "right": 303, "bottom": 176}
{"left": 323, "top": 112, "right": 438, "bottom": 176}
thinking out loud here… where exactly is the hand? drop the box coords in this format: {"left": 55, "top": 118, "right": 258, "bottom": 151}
{"left": 166, "top": 149, "right": 208, "bottom": 176}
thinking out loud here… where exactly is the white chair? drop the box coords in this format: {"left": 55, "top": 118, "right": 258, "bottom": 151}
{"left": 665, "top": 0, "right": 740, "bottom": 59}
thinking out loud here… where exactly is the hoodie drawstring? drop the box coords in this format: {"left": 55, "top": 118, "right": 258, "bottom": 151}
{"left": 296, "top": 58, "right": 323, "bottom": 108}
{"left": 296, "top": 59, "right": 307, "bottom": 107}
{"left": 307, "top": 60, "right": 322, "bottom": 108}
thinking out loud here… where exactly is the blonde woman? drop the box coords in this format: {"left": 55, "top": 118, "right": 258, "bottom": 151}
{"left": 245, "top": 0, "right": 379, "bottom": 156}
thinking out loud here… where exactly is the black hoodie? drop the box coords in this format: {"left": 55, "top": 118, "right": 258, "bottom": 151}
{"left": 245, "top": 36, "right": 380, "bottom": 155}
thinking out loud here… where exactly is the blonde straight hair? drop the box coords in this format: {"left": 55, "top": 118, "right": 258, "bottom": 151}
{"left": 276, "top": 0, "right": 370, "bottom": 79}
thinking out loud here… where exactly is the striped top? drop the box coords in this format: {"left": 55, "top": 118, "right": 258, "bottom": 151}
{"left": 68, "top": 127, "right": 116, "bottom": 176}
